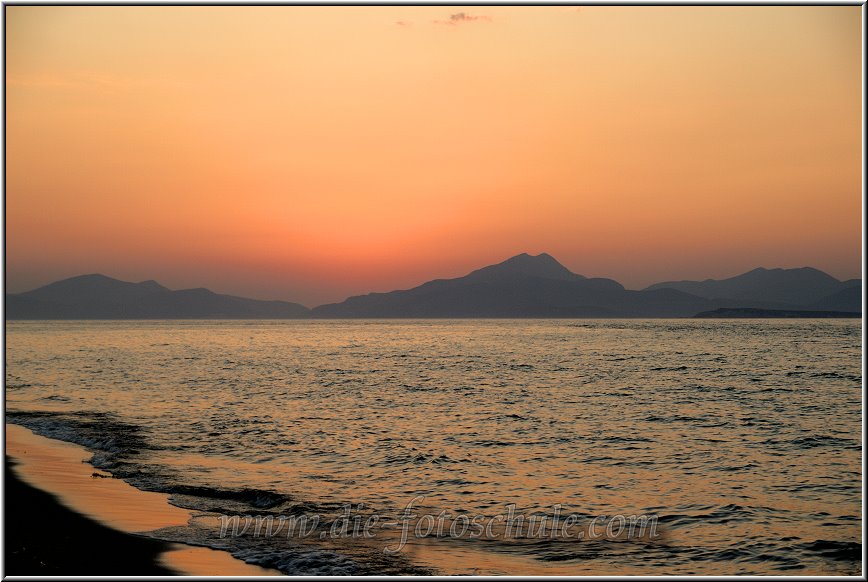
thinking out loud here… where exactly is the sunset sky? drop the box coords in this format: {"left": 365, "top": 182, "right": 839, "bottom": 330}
{"left": 4, "top": 6, "right": 862, "bottom": 306}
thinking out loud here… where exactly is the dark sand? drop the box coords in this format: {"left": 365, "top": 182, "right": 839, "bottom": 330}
{"left": 4, "top": 456, "right": 177, "bottom": 575}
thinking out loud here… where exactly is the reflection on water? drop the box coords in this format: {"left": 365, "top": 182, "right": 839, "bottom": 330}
{"left": 5, "top": 319, "right": 862, "bottom": 574}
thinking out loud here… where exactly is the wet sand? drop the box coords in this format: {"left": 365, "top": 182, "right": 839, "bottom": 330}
{"left": 4, "top": 423, "right": 281, "bottom": 576}
{"left": 4, "top": 455, "right": 176, "bottom": 575}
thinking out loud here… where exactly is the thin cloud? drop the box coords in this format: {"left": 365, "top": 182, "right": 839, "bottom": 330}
{"left": 395, "top": 20, "right": 412, "bottom": 27}
{"left": 433, "top": 12, "right": 492, "bottom": 26}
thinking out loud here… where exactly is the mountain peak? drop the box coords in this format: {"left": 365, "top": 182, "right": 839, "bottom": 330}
{"left": 65, "top": 273, "right": 117, "bottom": 283}
{"left": 644, "top": 265, "right": 850, "bottom": 305}
{"left": 18, "top": 273, "right": 172, "bottom": 303}
{"left": 137, "top": 279, "right": 170, "bottom": 292}
{"left": 468, "top": 252, "right": 584, "bottom": 281}
{"left": 8, "top": 274, "right": 310, "bottom": 319}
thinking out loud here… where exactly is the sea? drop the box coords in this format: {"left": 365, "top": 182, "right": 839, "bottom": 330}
{"left": 4, "top": 319, "right": 862, "bottom": 575}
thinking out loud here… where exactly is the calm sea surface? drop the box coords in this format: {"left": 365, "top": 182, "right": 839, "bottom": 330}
{"left": 5, "top": 320, "right": 862, "bottom": 574}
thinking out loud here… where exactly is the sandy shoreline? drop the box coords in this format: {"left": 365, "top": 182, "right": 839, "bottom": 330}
{"left": 4, "top": 422, "right": 282, "bottom": 576}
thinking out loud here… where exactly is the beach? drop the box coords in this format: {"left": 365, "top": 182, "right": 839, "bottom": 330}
{"left": 4, "top": 423, "right": 281, "bottom": 576}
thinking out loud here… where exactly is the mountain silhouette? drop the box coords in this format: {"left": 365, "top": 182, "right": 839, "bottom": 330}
{"left": 464, "top": 252, "right": 584, "bottom": 281}
{"left": 805, "top": 284, "right": 862, "bottom": 312}
{"left": 644, "top": 267, "right": 858, "bottom": 306}
{"left": 313, "top": 253, "right": 746, "bottom": 318}
{"left": 15, "top": 274, "right": 170, "bottom": 305}
{"left": 6, "top": 255, "right": 860, "bottom": 319}
{"left": 312, "top": 253, "right": 620, "bottom": 318}
{"left": 5, "top": 274, "right": 310, "bottom": 319}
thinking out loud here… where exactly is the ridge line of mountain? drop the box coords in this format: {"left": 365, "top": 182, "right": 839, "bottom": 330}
{"left": 5, "top": 253, "right": 862, "bottom": 319}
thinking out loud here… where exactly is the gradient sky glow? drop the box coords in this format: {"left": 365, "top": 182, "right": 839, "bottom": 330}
{"left": 4, "top": 6, "right": 863, "bottom": 306}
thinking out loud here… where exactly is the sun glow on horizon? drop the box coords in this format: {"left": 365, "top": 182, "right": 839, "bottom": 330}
{"left": 4, "top": 6, "right": 862, "bottom": 305}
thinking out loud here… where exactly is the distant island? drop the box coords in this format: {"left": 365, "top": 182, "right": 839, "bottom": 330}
{"left": 694, "top": 308, "right": 861, "bottom": 319}
{"left": 4, "top": 253, "right": 862, "bottom": 319}
{"left": 5, "top": 274, "right": 309, "bottom": 320}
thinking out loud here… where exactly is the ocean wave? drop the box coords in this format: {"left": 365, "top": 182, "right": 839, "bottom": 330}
{"left": 5, "top": 411, "right": 417, "bottom": 575}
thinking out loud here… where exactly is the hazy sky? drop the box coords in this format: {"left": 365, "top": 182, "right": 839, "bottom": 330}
{"left": 5, "top": 6, "right": 862, "bottom": 306}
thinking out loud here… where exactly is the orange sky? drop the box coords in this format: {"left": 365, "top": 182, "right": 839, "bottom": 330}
{"left": 4, "top": 6, "right": 863, "bottom": 306}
